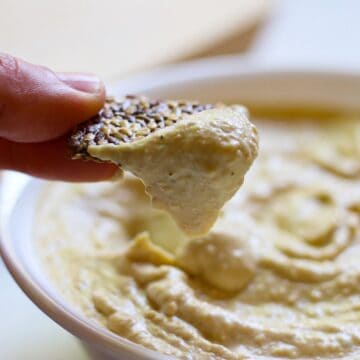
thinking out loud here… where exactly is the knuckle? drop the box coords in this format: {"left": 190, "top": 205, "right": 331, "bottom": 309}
{"left": 0, "top": 54, "right": 28, "bottom": 107}
{"left": 0, "top": 53, "right": 21, "bottom": 81}
{"left": 0, "top": 54, "right": 23, "bottom": 134}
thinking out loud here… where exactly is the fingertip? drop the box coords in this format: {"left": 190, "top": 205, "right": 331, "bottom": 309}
{"left": 58, "top": 72, "right": 104, "bottom": 95}
{"left": 57, "top": 71, "right": 106, "bottom": 117}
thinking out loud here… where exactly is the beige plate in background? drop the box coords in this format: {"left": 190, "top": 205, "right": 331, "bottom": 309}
{"left": 0, "top": 0, "right": 272, "bottom": 79}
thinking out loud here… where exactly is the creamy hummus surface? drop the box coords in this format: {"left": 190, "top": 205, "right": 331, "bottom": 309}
{"left": 36, "top": 115, "right": 360, "bottom": 359}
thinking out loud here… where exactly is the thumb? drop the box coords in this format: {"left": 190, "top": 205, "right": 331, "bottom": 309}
{"left": 0, "top": 53, "right": 105, "bottom": 143}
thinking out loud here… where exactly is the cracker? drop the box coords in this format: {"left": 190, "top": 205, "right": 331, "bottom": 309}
{"left": 70, "top": 95, "right": 218, "bottom": 160}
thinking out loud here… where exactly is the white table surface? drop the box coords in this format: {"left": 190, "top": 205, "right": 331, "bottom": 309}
{"left": 1, "top": 1, "right": 360, "bottom": 359}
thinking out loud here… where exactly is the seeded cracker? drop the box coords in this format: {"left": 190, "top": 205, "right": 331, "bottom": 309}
{"left": 70, "top": 95, "right": 219, "bottom": 160}
{"left": 69, "top": 95, "right": 258, "bottom": 237}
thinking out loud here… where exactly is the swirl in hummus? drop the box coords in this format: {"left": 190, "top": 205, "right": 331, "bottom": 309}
{"left": 36, "top": 115, "right": 360, "bottom": 359}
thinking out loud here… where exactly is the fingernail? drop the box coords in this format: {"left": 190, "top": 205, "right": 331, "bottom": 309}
{"left": 58, "top": 72, "right": 103, "bottom": 94}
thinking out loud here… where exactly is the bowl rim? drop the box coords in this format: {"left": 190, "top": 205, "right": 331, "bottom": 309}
{"left": 109, "top": 52, "right": 360, "bottom": 95}
{"left": 2, "top": 55, "right": 360, "bottom": 359}
{"left": 0, "top": 178, "right": 171, "bottom": 360}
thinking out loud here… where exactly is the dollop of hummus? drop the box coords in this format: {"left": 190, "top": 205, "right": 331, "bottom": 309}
{"left": 88, "top": 106, "right": 258, "bottom": 236}
{"left": 37, "top": 116, "right": 360, "bottom": 359}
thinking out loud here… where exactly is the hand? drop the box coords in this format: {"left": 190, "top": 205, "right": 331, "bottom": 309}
{"left": 0, "top": 53, "right": 117, "bottom": 181}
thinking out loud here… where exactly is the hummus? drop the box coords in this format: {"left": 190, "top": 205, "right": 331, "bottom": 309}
{"left": 88, "top": 106, "right": 258, "bottom": 237}
{"left": 36, "top": 115, "right": 360, "bottom": 359}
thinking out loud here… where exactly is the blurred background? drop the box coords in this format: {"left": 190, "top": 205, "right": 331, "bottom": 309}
{"left": 0, "top": 0, "right": 270, "bottom": 79}
{"left": 2, "top": 0, "right": 360, "bottom": 80}
{"left": 1, "top": 0, "right": 359, "bottom": 359}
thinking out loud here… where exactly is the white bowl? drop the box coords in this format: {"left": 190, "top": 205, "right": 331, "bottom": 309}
{"left": 2, "top": 55, "right": 360, "bottom": 360}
